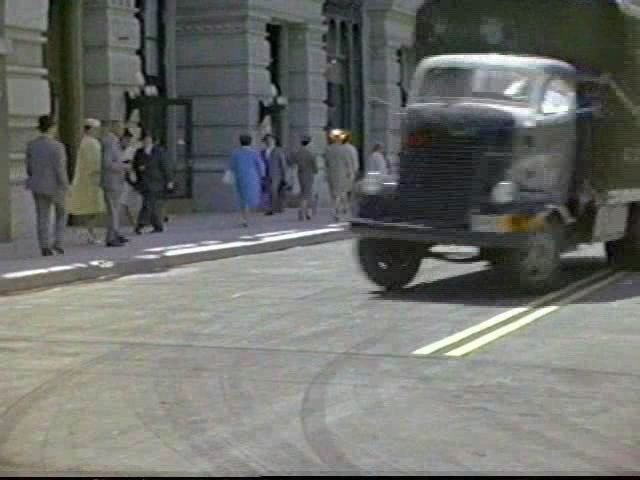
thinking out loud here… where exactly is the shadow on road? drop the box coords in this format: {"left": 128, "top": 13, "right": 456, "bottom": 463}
{"left": 370, "top": 256, "right": 616, "bottom": 307}
{"left": 577, "top": 270, "right": 640, "bottom": 304}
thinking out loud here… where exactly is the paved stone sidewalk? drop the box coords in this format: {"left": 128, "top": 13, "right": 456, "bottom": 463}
{"left": 0, "top": 209, "right": 349, "bottom": 295}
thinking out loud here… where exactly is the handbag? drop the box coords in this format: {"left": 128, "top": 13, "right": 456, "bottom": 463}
{"left": 222, "top": 169, "right": 235, "bottom": 185}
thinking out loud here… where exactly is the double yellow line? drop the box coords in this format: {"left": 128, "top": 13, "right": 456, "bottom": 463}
{"left": 412, "top": 268, "right": 627, "bottom": 358}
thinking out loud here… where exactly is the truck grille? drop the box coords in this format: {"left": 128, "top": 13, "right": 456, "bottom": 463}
{"left": 393, "top": 128, "right": 508, "bottom": 227}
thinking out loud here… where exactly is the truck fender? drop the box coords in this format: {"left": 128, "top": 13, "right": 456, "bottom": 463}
{"left": 533, "top": 205, "right": 575, "bottom": 226}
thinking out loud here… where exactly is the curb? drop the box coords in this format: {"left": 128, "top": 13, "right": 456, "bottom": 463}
{"left": 0, "top": 229, "right": 352, "bottom": 296}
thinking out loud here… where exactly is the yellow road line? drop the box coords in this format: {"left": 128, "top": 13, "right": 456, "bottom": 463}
{"left": 445, "top": 271, "right": 627, "bottom": 357}
{"left": 412, "top": 268, "right": 613, "bottom": 356}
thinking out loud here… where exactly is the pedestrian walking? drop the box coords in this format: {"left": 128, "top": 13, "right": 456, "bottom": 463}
{"left": 133, "top": 131, "right": 174, "bottom": 234}
{"left": 67, "top": 118, "right": 105, "bottom": 244}
{"left": 289, "top": 135, "right": 318, "bottom": 221}
{"left": 100, "top": 121, "right": 129, "bottom": 247}
{"left": 342, "top": 131, "right": 360, "bottom": 214}
{"left": 262, "top": 134, "right": 288, "bottom": 215}
{"left": 343, "top": 131, "right": 361, "bottom": 177}
{"left": 25, "top": 115, "right": 70, "bottom": 256}
{"left": 325, "top": 129, "right": 357, "bottom": 222}
{"left": 120, "top": 129, "right": 141, "bottom": 229}
{"left": 367, "top": 143, "right": 389, "bottom": 174}
{"left": 229, "top": 134, "right": 263, "bottom": 227}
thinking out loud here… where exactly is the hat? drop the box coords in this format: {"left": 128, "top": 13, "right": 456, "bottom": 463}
{"left": 84, "top": 118, "right": 101, "bottom": 128}
{"left": 329, "top": 129, "right": 346, "bottom": 141}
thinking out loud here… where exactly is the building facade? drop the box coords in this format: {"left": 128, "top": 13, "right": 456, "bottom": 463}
{"left": 0, "top": 0, "right": 423, "bottom": 243}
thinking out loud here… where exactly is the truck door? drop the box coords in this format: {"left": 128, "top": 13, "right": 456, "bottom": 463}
{"left": 534, "top": 76, "right": 577, "bottom": 203}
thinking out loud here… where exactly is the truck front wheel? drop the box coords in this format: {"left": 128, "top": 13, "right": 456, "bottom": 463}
{"left": 356, "top": 238, "right": 422, "bottom": 291}
{"left": 606, "top": 205, "right": 640, "bottom": 269}
{"left": 498, "top": 219, "right": 564, "bottom": 294}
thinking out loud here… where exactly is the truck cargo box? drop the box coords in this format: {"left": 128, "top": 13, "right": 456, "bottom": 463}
{"left": 415, "top": 0, "right": 640, "bottom": 193}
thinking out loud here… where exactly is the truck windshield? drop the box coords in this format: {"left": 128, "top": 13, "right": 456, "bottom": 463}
{"left": 417, "top": 66, "right": 538, "bottom": 104}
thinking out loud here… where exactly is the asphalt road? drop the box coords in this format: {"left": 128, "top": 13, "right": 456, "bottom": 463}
{"left": 0, "top": 240, "right": 639, "bottom": 476}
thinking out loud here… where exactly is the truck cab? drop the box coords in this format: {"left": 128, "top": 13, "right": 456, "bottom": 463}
{"left": 351, "top": 53, "right": 640, "bottom": 293}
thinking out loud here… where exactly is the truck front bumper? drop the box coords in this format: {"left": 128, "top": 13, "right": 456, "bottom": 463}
{"left": 350, "top": 218, "right": 532, "bottom": 249}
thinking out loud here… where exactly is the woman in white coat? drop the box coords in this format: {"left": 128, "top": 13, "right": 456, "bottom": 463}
{"left": 67, "top": 118, "right": 105, "bottom": 244}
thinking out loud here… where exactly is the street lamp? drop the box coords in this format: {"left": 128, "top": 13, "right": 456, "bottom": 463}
{"left": 259, "top": 83, "right": 288, "bottom": 124}
{"left": 124, "top": 71, "right": 159, "bottom": 123}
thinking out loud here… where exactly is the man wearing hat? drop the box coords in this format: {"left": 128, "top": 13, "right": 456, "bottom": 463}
{"left": 67, "top": 118, "right": 105, "bottom": 244}
{"left": 289, "top": 134, "right": 318, "bottom": 220}
{"left": 324, "top": 129, "right": 357, "bottom": 221}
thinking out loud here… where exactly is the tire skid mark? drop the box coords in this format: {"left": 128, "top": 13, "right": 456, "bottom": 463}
{"left": 37, "top": 383, "right": 69, "bottom": 474}
{"left": 127, "top": 380, "right": 200, "bottom": 473}
{"left": 218, "top": 358, "right": 323, "bottom": 473}
{"left": 299, "top": 330, "right": 466, "bottom": 474}
{"left": 0, "top": 347, "right": 126, "bottom": 468}
{"left": 124, "top": 352, "right": 262, "bottom": 475}
{"left": 164, "top": 371, "right": 262, "bottom": 474}
{"left": 453, "top": 388, "right": 640, "bottom": 473}
{"left": 529, "top": 402, "right": 640, "bottom": 473}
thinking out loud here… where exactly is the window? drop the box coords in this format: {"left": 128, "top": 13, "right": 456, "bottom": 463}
{"left": 418, "top": 66, "right": 537, "bottom": 104}
{"left": 323, "top": 0, "right": 364, "bottom": 147}
{"left": 137, "top": 0, "right": 165, "bottom": 93}
{"left": 541, "top": 78, "right": 575, "bottom": 115}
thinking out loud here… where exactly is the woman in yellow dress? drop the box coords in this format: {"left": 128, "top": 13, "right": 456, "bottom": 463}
{"left": 67, "top": 118, "right": 105, "bottom": 244}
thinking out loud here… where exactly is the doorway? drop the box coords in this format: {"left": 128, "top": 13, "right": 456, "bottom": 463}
{"left": 127, "top": 96, "right": 194, "bottom": 199}
{"left": 266, "top": 23, "right": 285, "bottom": 142}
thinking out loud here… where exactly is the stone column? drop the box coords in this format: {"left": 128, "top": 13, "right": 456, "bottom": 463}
{"left": 83, "top": 0, "right": 141, "bottom": 122}
{"left": 0, "top": 0, "right": 10, "bottom": 241}
{"left": 368, "top": 11, "right": 403, "bottom": 170}
{"left": 5, "top": 0, "right": 49, "bottom": 240}
{"left": 287, "top": 23, "right": 327, "bottom": 154}
{"left": 364, "top": 1, "right": 422, "bottom": 172}
{"left": 176, "top": 8, "right": 271, "bottom": 212}
{"left": 52, "top": 0, "right": 84, "bottom": 170}
{"left": 164, "top": 0, "right": 178, "bottom": 171}
{"left": 287, "top": 22, "right": 331, "bottom": 207}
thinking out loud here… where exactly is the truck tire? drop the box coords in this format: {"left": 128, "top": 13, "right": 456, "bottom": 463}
{"left": 606, "top": 205, "right": 640, "bottom": 269}
{"left": 356, "top": 238, "right": 422, "bottom": 291}
{"left": 501, "top": 218, "right": 564, "bottom": 294}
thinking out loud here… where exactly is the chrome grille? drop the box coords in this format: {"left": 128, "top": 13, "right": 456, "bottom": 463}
{"left": 393, "top": 128, "right": 508, "bottom": 227}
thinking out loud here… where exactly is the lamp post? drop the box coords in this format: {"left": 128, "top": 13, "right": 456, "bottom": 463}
{"left": 258, "top": 83, "right": 288, "bottom": 127}
{"left": 124, "top": 72, "right": 160, "bottom": 135}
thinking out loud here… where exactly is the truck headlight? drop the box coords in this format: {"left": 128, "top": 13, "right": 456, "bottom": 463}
{"left": 491, "top": 181, "right": 519, "bottom": 204}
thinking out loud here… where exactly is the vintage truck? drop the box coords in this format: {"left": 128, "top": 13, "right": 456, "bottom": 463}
{"left": 351, "top": 0, "right": 640, "bottom": 292}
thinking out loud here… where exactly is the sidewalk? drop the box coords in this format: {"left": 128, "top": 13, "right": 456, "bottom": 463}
{"left": 0, "top": 209, "right": 350, "bottom": 295}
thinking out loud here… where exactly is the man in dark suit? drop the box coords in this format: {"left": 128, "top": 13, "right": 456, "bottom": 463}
{"left": 133, "top": 131, "right": 174, "bottom": 234}
{"left": 25, "top": 115, "right": 70, "bottom": 256}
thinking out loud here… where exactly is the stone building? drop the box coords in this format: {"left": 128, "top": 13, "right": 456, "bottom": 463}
{"left": 0, "top": 0, "right": 423, "bottom": 243}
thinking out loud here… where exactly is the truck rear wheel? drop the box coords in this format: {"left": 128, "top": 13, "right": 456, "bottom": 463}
{"left": 356, "top": 238, "right": 422, "bottom": 291}
{"left": 606, "top": 205, "right": 640, "bottom": 269}
{"left": 499, "top": 219, "right": 564, "bottom": 294}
